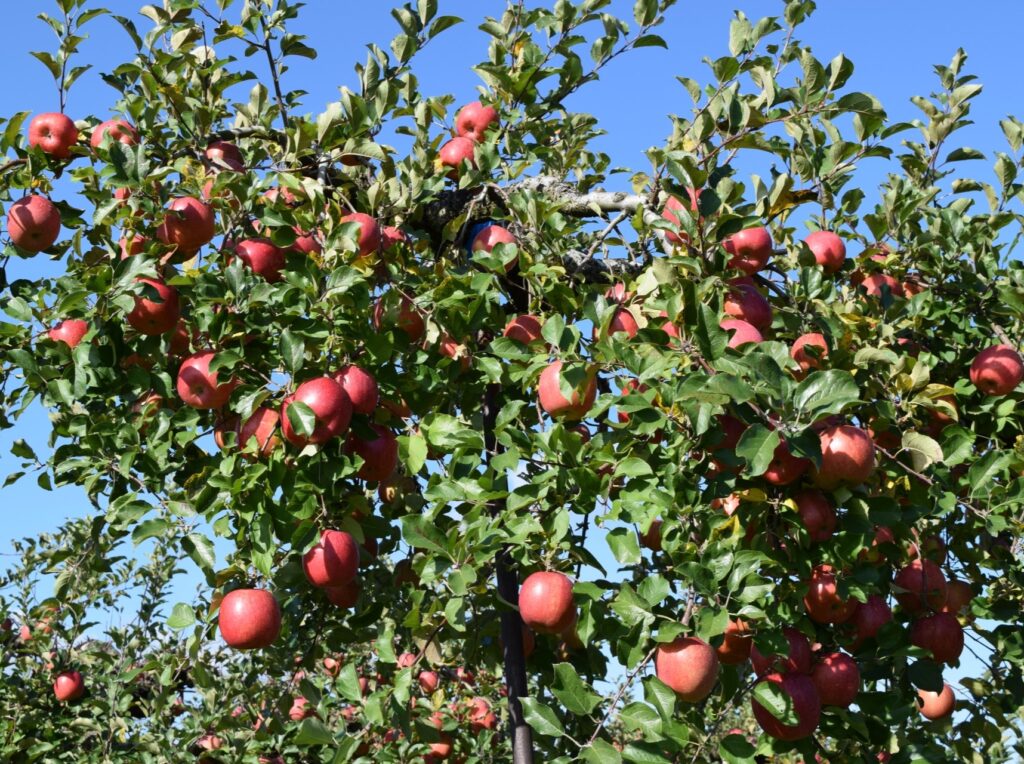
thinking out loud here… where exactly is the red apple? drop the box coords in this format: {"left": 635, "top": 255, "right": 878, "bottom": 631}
{"left": 238, "top": 406, "right": 281, "bottom": 458}
{"left": 53, "top": 670, "right": 85, "bottom": 702}
{"left": 234, "top": 238, "right": 286, "bottom": 282}
{"left": 372, "top": 295, "right": 426, "bottom": 342}
{"left": 804, "top": 564, "right": 859, "bottom": 624}
{"left": 597, "top": 307, "right": 640, "bottom": 340}
{"left": 218, "top": 589, "right": 281, "bottom": 649}
{"left": 811, "top": 652, "right": 860, "bottom": 707}
{"left": 519, "top": 571, "right": 575, "bottom": 634}
{"left": 654, "top": 636, "right": 719, "bottom": 702}
{"left": 910, "top": 612, "right": 964, "bottom": 664}
{"left": 346, "top": 424, "right": 398, "bottom": 482}
{"left": 7, "top": 195, "right": 61, "bottom": 253}
{"left": 176, "top": 350, "right": 236, "bottom": 409}
{"left": 157, "top": 197, "right": 215, "bottom": 251}
{"left": 28, "top": 113, "right": 78, "bottom": 158}
{"left": 804, "top": 231, "right": 846, "bottom": 273}
{"left": 47, "top": 318, "right": 88, "bottom": 348}
{"left": 127, "top": 278, "right": 180, "bottom": 335}
{"left": 815, "top": 424, "right": 875, "bottom": 488}
{"left": 325, "top": 579, "right": 360, "bottom": 608}
{"left": 794, "top": 490, "right": 836, "bottom": 542}
{"left": 724, "top": 278, "right": 772, "bottom": 329}
{"left": 894, "top": 559, "right": 947, "bottom": 614}
{"left": 119, "top": 234, "right": 146, "bottom": 259}
{"left": 917, "top": 684, "right": 955, "bottom": 720}
{"left": 467, "top": 696, "right": 498, "bottom": 732}
{"left": 205, "top": 140, "right": 244, "bottom": 170}
{"left": 658, "top": 310, "right": 680, "bottom": 341}
{"left": 751, "top": 672, "right": 821, "bottom": 741}
{"left": 662, "top": 188, "right": 701, "bottom": 245}
{"left": 763, "top": 441, "right": 811, "bottom": 486}
{"left": 851, "top": 594, "right": 893, "bottom": 648}
{"left": 472, "top": 224, "right": 516, "bottom": 253}
{"left": 750, "top": 627, "right": 812, "bottom": 676}
{"left": 724, "top": 227, "right": 772, "bottom": 275}
{"left": 332, "top": 365, "right": 378, "bottom": 415}
{"left": 716, "top": 619, "right": 753, "bottom": 665}
{"left": 418, "top": 670, "right": 440, "bottom": 693}
{"left": 638, "top": 519, "right": 662, "bottom": 551}
{"left": 303, "top": 529, "right": 359, "bottom": 588}
{"left": 381, "top": 226, "right": 407, "bottom": 249}
{"left": 289, "top": 696, "right": 314, "bottom": 721}
{"left": 439, "top": 137, "right": 476, "bottom": 177}
{"left": 341, "top": 212, "right": 382, "bottom": 257}
{"left": 537, "top": 360, "right": 597, "bottom": 420}
{"left": 970, "top": 345, "right": 1024, "bottom": 396}
{"left": 791, "top": 333, "right": 829, "bottom": 374}
{"left": 90, "top": 118, "right": 137, "bottom": 149}
{"left": 281, "top": 377, "right": 352, "bottom": 446}
{"left": 503, "top": 314, "right": 543, "bottom": 344}
{"left": 860, "top": 273, "right": 904, "bottom": 298}
{"left": 456, "top": 101, "right": 499, "bottom": 141}
{"left": 720, "top": 318, "right": 763, "bottom": 348}
{"left": 942, "top": 579, "right": 973, "bottom": 615}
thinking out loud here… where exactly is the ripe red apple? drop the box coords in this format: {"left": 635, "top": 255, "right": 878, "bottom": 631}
{"left": 7, "top": 195, "right": 61, "bottom": 253}
{"left": 418, "top": 670, "right": 440, "bottom": 693}
{"left": 970, "top": 345, "right": 1024, "bottom": 396}
{"left": 815, "top": 424, "right": 875, "bottom": 488}
{"left": 346, "top": 424, "right": 398, "bottom": 482}
{"left": 53, "top": 670, "right": 85, "bottom": 702}
{"left": 237, "top": 406, "right": 281, "bottom": 458}
{"left": 724, "top": 227, "right": 772, "bottom": 275}
{"left": 439, "top": 137, "right": 476, "bottom": 177}
{"left": 291, "top": 227, "right": 322, "bottom": 255}
{"left": 811, "top": 652, "right": 860, "bottom": 707}
{"left": 456, "top": 101, "right": 499, "bottom": 141}
{"left": 90, "top": 118, "right": 137, "bottom": 149}
{"left": 662, "top": 188, "right": 701, "bottom": 245}
{"left": 917, "top": 684, "right": 955, "bottom": 720}
{"left": 472, "top": 224, "right": 516, "bottom": 253}
{"left": 724, "top": 277, "right": 772, "bottom": 329}
{"left": 804, "top": 564, "right": 859, "bottom": 624}
{"left": 751, "top": 627, "right": 812, "bottom": 676}
{"left": 289, "top": 696, "right": 314, "bottom": 721}
{"left": 537, "top": 360, "right": 597, "bottom": 420}
{"left": 234, "top": 238, "right": 286, "bottom": 282}
{"left": 503, "top": 314, "right": 543, "bottom": 344}
{"left": 467, "top": 696, "right": 498, "bottom": 732}
{"left": 303, "top": 529, "right": 359, "bottom": 588}
{"left": 176, "top": 350, "right": 236, "bottom": 409}
{"left": 341, "top": 212, "right": 382, "bottom": 257}
{"left": 942, "top": 579, "right": 973, "bottom": 615}
{"left": 437, "top": 334, "right": 471, "bottom": 371}
{"left": 851, "top": 594, "right": 893, "bottom": 648}
{"left": 654, "top": 636, "right": 719, "bottom": 702}
{"left": 894, "top": 559, "right": 947, "bottom": 614}
{"left": 716, "top": 618, "right": 752, "bottom": 665}
{"left": 860, "top": 273, "right": 904, "bottom": 298}
{"left": 720, "top": 318, "right": 763, "bottom": 348}
{"left": 763, "top": 441, "right": 811, "bottom": 486}
{"left": 126, "top": 278, "right": 180, "bottom": 335}
{"left": 751, "top": 672, "right": 821, "bottom": 741}
{"left": 372, "top": 295, "right": 426, "bottom": 342}
{"left": 804, "top": 231, "right": 846, "bottom": 273}
{"left": 157, "top": 197, "right": 216, "bottom": 251}
{"left": 519, "top": 571, "right": 575, "bottom": 634}
{"left": 47, "top": 318, "right": 88, "bottom": 348}
{"left": 281, "top": 376, "right": 352, "bottom": 446}
{"left": 791, "top": 333, "right": 829, "bottom": 375}
{"left": 332, "top": 365, "right": 378, "bottom": 415}
{"left": 325, "top": 579, "right": 360, "bottom": 608}
{"left": 794, "top": 490, "right": 836, "bottom": 542}
{"left": 658, "top": 311, "right": 681, "bottom": 341}
{"left": 205, "top": 140, "right": 244, "bottom": 170}
{"left": 598, "top": 307, "right": 640, "bottom": 340}
{"left": 910, "top": 612, "right": 964, "bottom": 664}
{"left": 28, "top": 113, "right": 78, "bottom": 158}
{"left": 381, "top": 226, "right": 407, "bottom": 249}
{"left": 638, "top": 519, "right": 662, "bottom": 551}
{"left": 119, "top": 234, "right": 146, "bottom": 259}
{"left": 218, "top": 588, "right": 281, "bottom": 649}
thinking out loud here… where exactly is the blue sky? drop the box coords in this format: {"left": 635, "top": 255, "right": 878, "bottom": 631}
{"left": 0, "top": 0, "right": 1015, "bottom": 717}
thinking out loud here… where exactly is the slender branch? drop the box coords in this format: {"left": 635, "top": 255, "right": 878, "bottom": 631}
{"left": 585, "top": 646, "right": 657, "bottom": 749}
{"left": 259, "top": 18, "right": 290, "bottom": 130}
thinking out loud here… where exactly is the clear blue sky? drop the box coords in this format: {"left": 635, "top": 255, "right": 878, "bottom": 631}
{"left": 0, "top": 0, "right": 1014, "bottom": 701}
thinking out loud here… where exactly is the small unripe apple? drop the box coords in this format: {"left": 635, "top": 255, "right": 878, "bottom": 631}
{"left": 28, "top": 113, "right": 78, "bottom": 158}
{"left": 970, "top": 345, "right": 1024, "bottom": 396}
{"left": 455, "top": 101, "right": 499, "bottom": 142}
{"left": 340, "top": 212, "right": 382, "bottom": 257}
{"left": 537, "top": 361, "right": 597, "bottom": 420}
{"left": 519, "top": 571, "right": 575, "bottom": 634}
{"left": 720, "top": 318, "right": 762, "bottom": 348}
{"left": 751, "top": 672, "right": 821, "bottom": 741}
{"left": 90, "top": 118, "right": 137, "bottom": 149}
{"left": 47, "top": 319, "right": 88, "bottom": 348}
{"left": 811, "top": 652, "right": 859, "bottom": 707}
{"left": 917, "top": 683, "right": 955, "bottom": 720}
{"left": 303, "top": 529, "right": 359, "bottom": 588}
{"left": 724, "top": 227, "right": 772, "bottom": 275}
{"left": 218, "top": 588, "right": 281, "bottom": 649}
{"left": 804, "top": 230, "right": 846, "bottom": 273}
{"left": 7, "top": 195, "right": 61, "bottom": 253}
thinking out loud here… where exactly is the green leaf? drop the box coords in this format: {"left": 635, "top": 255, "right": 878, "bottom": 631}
{"left": 167, "top": 602, "right": 195, "bottom": 630}
{"left": 908, "top": 659, "right": 944, "bottom": 693}
{"left": 552, "top": 663, "right": 603, "bottom": 715}
{"left": 294, "top": 717, "right": 335, "bottom": 746}
{"left": 792, "top": 369, "right": 860, "bottom": 419}
{"left": 279, "top": 330, "right": 305, "bottom": 373}
{"left": 611, "top": 584, "right": 653, "bottom": 628}
{"left": 719, "top": 732, "right": 757, "bottom": 764}
{"left": 901, "top": 431, "right": 943, "bottom": 471}
{"left": 10, "top": 439, "right": 36, "bottom": 461}
{"left": 735, "top": 425, "right": 780, "bottom": 477}
{"left": 752, "top": 679, "right": 798, "bottom": 724}
{"left": 584, "top": 739, "right": 623, "bottom": 764}
{"left": 519, "top": 697, "right": 564, "bottom": 737}
{"left": 400, "top": 515, "right": 448, "bottom": 556}
{"left": 132, "top": 518, "right": 171, "bottom": 544}
{"left": 285, "top": 400, "right": 316, "bottom": 438}
{"left": 337, "top": 663, "right": 363, "bottom": 701}
{"left": 614, "top": 457, "right": 653, "bottom": 478}
{"left": 402, "top": 432, "right": 428, "bottom": 474}
{"left": 607, "top": 527, "right": 642, "bottom": 565}
{"left": 182, "top": 533, "right": 216, "bottom": 573}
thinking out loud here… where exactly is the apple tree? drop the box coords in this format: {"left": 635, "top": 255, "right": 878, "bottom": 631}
{"left": 1, "top": 0, "right": 1024, "bottom": 762}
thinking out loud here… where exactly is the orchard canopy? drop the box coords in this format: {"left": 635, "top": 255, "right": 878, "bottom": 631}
{"left": 3, "top": 0, "right": 1024, "bottom": 762}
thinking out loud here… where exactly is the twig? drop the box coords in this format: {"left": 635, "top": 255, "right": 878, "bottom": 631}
{"left": 584, "top": 646, "right": 657, "bottom": 749}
